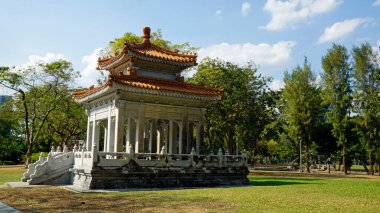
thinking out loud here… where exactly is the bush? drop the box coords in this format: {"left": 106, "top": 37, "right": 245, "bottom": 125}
{"left": 0, "top": 138, "right": 27, "bottom": 164}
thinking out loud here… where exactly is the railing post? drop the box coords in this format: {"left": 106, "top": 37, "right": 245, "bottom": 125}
{"left": 63, "top": 145, "right": 68, "bottom": 153}
{"left": 129, "top": 145, "right": 135, "bottom": 160}
{"left": 218, "top": 148, "right": 223, "bottom": 166}
{"left": 243, "top": 149, "right": 247, "bottom": 165}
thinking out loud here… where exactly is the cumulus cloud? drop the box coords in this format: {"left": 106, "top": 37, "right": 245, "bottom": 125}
{"left": 261, "top": 0, "right": 342, "bottom": 31}
{"left": 241, "top": 2, "right": 251, "bottom": 16}
{"left": 269, "top": 79, "right": 285, "bottom": 91}
{"left": 75, "top": 48, "right": 105, "bottom": 88}
{"left": 215, "top": 10, "right": 222, "bottom": 19}
{"left": 15, "top": 53, "right": 67, "bottom": 70}
{"left": 373, "top": 0, "right": 380, "bottom": 6}
{"left": 197, "top": 41, "right": 296, "bottom": 76}
{"left": 318, "top": 18, "right": 373, "bottom": 43}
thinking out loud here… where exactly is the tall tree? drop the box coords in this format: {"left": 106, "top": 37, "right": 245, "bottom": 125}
{"left": 44, "top": 87, "right": 87, "bottom": 148}
{"left": 321, "top": 44, "right": 352, "bottom": 174}
{"left": 0, "top": 61, "right": 79, "bottom": 166}
{"left": 188, "top": 58, "right": 270, "bottom": 154}
{"left": 282, "top": 59, "right": 322, "bottom": 173}
{"left": 352, "top": 43, "right": 380, "bottom": 175}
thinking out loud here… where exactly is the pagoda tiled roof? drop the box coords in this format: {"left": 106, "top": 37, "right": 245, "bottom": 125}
{"left": 72, "top": 74, "right": 223, "bottom": 100}
{"left": 97, "top": 27, "right": 197, "bottom": 69}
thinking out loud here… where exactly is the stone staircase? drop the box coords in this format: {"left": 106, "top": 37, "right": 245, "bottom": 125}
{"left": 21, "top": 146, "right": 75, "bottom": 185}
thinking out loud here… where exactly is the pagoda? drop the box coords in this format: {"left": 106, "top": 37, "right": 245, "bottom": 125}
{"left": 22, "top": 27, "right": 249, "bottom": 189}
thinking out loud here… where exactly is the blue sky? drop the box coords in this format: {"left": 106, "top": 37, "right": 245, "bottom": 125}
{"left": 1, "top": 0, "right": 379, "bottom": 91}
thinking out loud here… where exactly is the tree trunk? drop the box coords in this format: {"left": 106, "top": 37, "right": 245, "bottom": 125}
{"left": 363, "top": 163, "right": 369, "bottom": 175}
{"left": 369, "top": 151, "right": 374, "bottom": 175}
{"left": 342, "top": 143, "right": 348, "bottom": 174}
{"left": 25, "top": 141, "right": 33, "bottom": 168}
{"left": 306, "top": 144, "right": 310, "bottom": 173}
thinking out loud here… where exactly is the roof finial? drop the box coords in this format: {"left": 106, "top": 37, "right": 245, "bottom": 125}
{"left": 142, "top": 26, "right": 151, "bottom": 43}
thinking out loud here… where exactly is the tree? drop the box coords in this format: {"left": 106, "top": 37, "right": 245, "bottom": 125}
{"left": 188, "top": 58, "right": 271, "bottom": 154}
{"left": 282, "top": 59, "right": 322, "bottom": 173}
{"left": 107, "top": 29, "right": 198, "bottom": 55}
{"left": 321, "top": 44, "right": 352, "bottom": 174}
{"left": 0, "top": 61, "right": 79, "bottom": 166}
{"left": 352, "top": 43, "right": 380, "bottom": 175}
{"left": 0, "top": 98, "right": 27, "bottom": 164}
{"left": 44, "top": 87, "right": 87, "bottom": 148}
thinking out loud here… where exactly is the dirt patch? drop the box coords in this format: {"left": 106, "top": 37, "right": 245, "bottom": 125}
{"left": 0, "top": 187, "right": 235, "bottom": 212}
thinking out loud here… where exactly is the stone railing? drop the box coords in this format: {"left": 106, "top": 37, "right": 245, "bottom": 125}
{"left": 93, "top": 146, "right": 247, "bottom": 168}
{"left": 21, "top": 145, "right": 75, "bottom": 185}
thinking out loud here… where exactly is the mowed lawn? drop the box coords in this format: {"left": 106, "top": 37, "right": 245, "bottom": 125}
{"left": 0, "top": 167, "right": 380, "bottom": 212}
{"left": 0, "top": 166, "right": 25, "bottom": 185}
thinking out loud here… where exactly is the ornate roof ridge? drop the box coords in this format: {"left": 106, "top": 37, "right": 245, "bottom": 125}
{"left": 110, "top": 74, "right": 223, "bottom": 92}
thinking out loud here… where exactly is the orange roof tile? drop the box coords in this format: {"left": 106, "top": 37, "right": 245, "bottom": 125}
{"left": 72, "top": 80, "right": 112, "bottom": 99}
{"left": 98, "top": 27, "right": 197, "bottom": 69}
{"left": 73, "top": 75, "right": 223, "bottom": 100}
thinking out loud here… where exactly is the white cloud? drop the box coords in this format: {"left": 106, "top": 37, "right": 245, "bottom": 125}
{"left": 197, "top": 41, "right": 296, "bottom": 76}
{"left": 241, "top": 2, "right": 251, "bottom": 16}
{"left": 215, "top": 10, "right": 222, "bottom": 19}
{"left": 318, "top": 18, "right": 373, "bottom": 43}
{"left": 269, "top": 79, "right": 285, "bottom": 91}
{"left": 373, "top": 0, "right": 380, "bottom": 6}
{"left": 15, "top": 53, "right": 67, "bottom": 70}
{"left": 261, "top": 0, "right": 342, "bottom": 31}
{"left": 75, "top": 48, "right": 105, "bottom": 88}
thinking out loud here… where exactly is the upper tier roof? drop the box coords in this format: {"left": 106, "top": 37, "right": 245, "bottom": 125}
{"left": 98, "top": 27, "right": 197, "bottom": 70}
{"left": 72, "top": 74, "right": 223, "bottom": 101}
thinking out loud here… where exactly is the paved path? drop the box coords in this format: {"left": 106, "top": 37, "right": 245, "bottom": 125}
{"left": 0, "top": 202, "right": 20, "bottom": 213}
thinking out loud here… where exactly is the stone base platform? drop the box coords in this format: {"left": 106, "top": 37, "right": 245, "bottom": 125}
{"left": 72, "top": 163, "right": 249, "bottom": 190}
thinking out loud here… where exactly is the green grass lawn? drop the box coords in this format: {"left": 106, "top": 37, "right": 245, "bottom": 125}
{"left": 0, "top": 166, "right": 25, "bottom": 185}
{"left": 0, "top": 167, "right": 380, "bottom": 212}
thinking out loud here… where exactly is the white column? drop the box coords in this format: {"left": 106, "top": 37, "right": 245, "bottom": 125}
{"left": 135, "top": 103, "right": 145, "bottom": 153}
{"left": 187, "top": 122, "right": 193, "bottom": 154}
{"left": 148, "top": 120, "right": 153, "bottom": 153}
{"left": 126, "top": 117, "right": 131, "bottom": 153}
{"left": 156, "top": 124, "right": 161, "bottom": 154}
{"left": 114, "top": 101, "right": 125, "bottom": 152}
{"left": 86, "top": 116, "right": 93, "bottom": 150}
{"left": 168, "top": 120, "right": 174, "bottom": 154}
{"left": 103, "top": 121, "right": 108, "bottom": 152}
{"left": 196, "top": 121, "right": 204, "bottom": 155}
{"left": 92, "top": 120, "right": 100, "bottom": 152}
{"left": 107, "top": 117, "right": 115, "bottom": 153}
{"left": 178, "top": 122, "right": 183, "bottom": 155}
{"left": 151, "top": 119, "right": 157, "bottom": 153}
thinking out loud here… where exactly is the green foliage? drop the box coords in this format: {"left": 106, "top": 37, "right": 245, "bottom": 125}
{"left": 108, "top": 29, "right": 198, "bottom": 54}
{"left": 188, "top": 58, "right": 272, "bottom": 154}
{"left": 321, "top": 43, "right": 352, "bottom": 174}
{"left": 0, "top": 60, "right": 81, "bottom": 166}
{"left": 282, "top": 59, "right": 323, "bottom": 172}
{"left": 352, "top": 43, "right": 380, "bottom": 174}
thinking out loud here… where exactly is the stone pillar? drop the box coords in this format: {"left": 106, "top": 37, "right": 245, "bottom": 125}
{"left": 135, "top": 103, "right": 145, "bottom": 153}
{"left": 164, "top": 122, "right": 169, "bottom": 154}
{"left": 107, "top": 116, "right": 115, "bottom": 152}
{"left": 181, "top": 111, "right": 188, "bottom": 155}
{"left": 86, "top": 118, "right": 93, "bottom": 151}
{"left": 178, "top": 122, "right": 183, "bottom": 155}
{"left": 196, "top": 121, "right": 204, "bottom": 155}
{"left": 169, "top": 120, "right": 174, "bottom": 154}
{"left": 114, "top": 101, "right": 125, "bottom": 152}
{"left": 151, "top": 119, "right": 157, "bottom": 153}
{"left": 187, "top": 122, "right": 193, "bottom": 154}
{"left": 103, "top": 121, "right": 108, "bottom": 152}
{"left": 126, "top": 117, "right": 131, "bottom": 153}
{"left": 92, "top": 120, "right": 100, "bottom": 152}
{"left": 148, "top": 120, "right": 153, "bottom": 153}
{"left": 156, "top": 125, "right": 161, "bottom": 154}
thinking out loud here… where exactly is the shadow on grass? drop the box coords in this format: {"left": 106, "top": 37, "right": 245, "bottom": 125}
{"left": 249, "top": 177, "right": 322, "bottom": 187}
